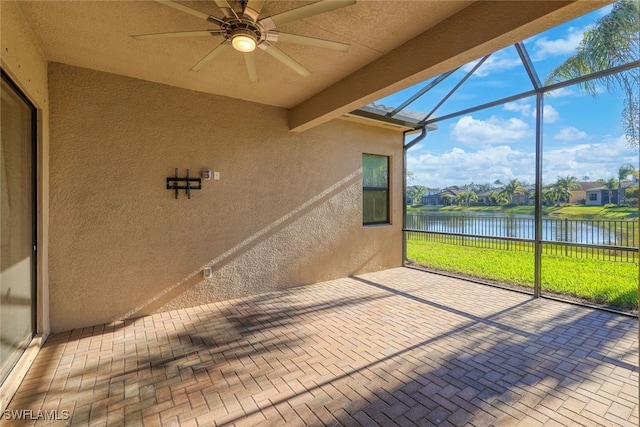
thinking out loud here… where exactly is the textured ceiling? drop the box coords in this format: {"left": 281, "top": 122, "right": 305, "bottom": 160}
{"left": 16, "top": 1, "right": 609, "bottom": 131}
{"left": 18, "top": 1, "right": 469, "bottom": 107}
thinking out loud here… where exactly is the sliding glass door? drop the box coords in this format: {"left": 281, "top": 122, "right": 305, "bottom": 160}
{"left": 0, "top": 73, "right": 36, "bottom": 385}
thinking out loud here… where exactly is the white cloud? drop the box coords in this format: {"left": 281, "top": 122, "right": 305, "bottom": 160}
{"left": 553, "top": 126, "right": 588, "bottom": 141}
{"left": 543, "top": 105, "right": 560, "bottom": 123}
{"left": 543, "top": 135, "right": 637, "bottom": 182}
{"left": 462, "top": 53, "right": 522, "bottom": 77}
{"left": 504, "top": 101, "right": 532, "bottom": 116}
{"left": 407, "top": 145, "right": 535, "bottom": 188}
{"left": 546, "top": 87, "right": 575, "bottom": 98}
{"left": 407, "top": 134, "right": 636, "bottom": 188}
{"left": 452, "top": 115, "right": 532, "bottom": 145}
{"left": 503, "top": 102, "right": 559, "bottom": 124}
{"left": 533, "top": 26, "right": 590, "bottom": 60}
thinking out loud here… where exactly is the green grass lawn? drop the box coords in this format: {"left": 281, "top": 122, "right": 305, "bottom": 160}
{"left": 407, "top": 239, "right": 638, "bottom": 313}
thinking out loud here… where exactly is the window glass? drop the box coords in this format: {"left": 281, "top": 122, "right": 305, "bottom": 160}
{"left": 363, "top": 154, "right": 388, "bottom": 187}
{"left": 1, "top": 74, "right": 35, "bottom": 385}
{"left": 363, "top": 154, "right": 389, "bottom": 224}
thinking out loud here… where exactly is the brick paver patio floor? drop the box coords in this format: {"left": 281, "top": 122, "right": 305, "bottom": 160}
{"left": 4, "top": 267, "right": 638, "bottom": 426}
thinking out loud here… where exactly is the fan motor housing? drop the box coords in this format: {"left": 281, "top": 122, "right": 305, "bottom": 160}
{"left": 219, "top": 19, "right": 264, "bottom": 44}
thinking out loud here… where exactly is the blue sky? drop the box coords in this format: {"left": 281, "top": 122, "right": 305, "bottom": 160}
{"left": 378, "top": 3, "right": 638, "bottom": 189}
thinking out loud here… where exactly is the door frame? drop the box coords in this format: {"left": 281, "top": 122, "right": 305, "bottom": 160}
{"left": 0, "top": 69, "right": 38, "bottom": 383}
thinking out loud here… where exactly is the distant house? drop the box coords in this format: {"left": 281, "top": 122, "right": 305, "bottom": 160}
{"left": 570, "top": 181, "right": 605, "bottom": 204}
{"left": 476, "top": 184, "right": 535, "bottom": 205}
{"left": 477, "top": 188, "right": 500, "bottom": 205}
{"left": 425, "top": 192, "right": 439, "bottom": 205}
{"left": 477, "top": 190, "right": 490, "bottom": 205}
{"left": 511, "top": 184, "right": 536, "bottom": 205}
{"left": 585, "top": 181, "right": 636, "bottom": 206}
{"left": 420, "top": 180, "right": 637, "bottom": 207}
{"left": 421, "top": 188, "right": 440, "bottom": 204}
{"left": 426, "top": 186, "right": 465, "bottom": 205}
{"left": 586, "top": 187, "right": 617, "bottom": 206}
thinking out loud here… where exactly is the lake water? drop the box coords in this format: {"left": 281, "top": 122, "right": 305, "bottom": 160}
{"left": 406, "top": 212, "right": 637, "bottom": 247}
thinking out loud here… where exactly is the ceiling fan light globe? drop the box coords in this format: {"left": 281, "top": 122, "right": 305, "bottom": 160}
{"left": 232, "top": 34, "right": 257, "bottom": 52}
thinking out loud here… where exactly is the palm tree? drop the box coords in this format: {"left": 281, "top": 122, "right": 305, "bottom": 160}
{"left": 499, "top": 179, "right": 525, "bottom": 204}
{"left": 625, "top": 184, "right": 638, "bottom": 201}
{"left": 486, "top": 190, "right": 499, "bottom": 205}
{"left": 455, "top": 190, "right": 478, "bottom": 206}
{"left": 548, "top": 185, "right": 569, "bottom": 205}
{"left": 598, "top": 177, "right": 619, "bottom": 204}
{"left": 487, "top": 190, "right": 509, "bottom": 205}
{"left": 617, "top": 163, "right": 636, "bottom": 205}
{"left": 545, "top": 0, "right": 640, "bottom": 147}
{"left": 467, "top": 191, "right": 479, "bottom": 206}
{"left": 628, "top": 170, "right": 640, "bottom": 202}
{"left": 409, "top": 185, "right": 427, "bottom": 206}
{"left": 496, "top": 192, "right": 510, "bottom": 205}
{"left": 543, "top": 187, "right": 559, "bottom": 205}
{"left": 551, "top": 175, "right": 581, "bottom": 204}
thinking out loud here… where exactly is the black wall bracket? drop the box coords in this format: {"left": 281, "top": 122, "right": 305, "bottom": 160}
{"left": 166, "top": 168, "right": 202, "bottom": 199}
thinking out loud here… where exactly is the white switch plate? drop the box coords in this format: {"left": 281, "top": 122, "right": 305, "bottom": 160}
{"left": 214, "top": 172, "right": 220, "bottom": 180}
{"left": 203, "top": 267, "right": 213, "bottom": 278}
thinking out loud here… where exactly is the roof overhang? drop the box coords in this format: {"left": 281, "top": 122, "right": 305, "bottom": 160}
{"left": 10, "top": 1, "right": 611, "bottom": 132}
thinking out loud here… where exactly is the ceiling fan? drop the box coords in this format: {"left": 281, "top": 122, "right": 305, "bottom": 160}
{"left": 131, "top": 0, "right": 356, "bottom": 82}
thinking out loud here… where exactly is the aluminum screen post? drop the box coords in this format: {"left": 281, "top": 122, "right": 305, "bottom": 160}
{"left": 403, "top": 127, "right": 427, "bottom": 265}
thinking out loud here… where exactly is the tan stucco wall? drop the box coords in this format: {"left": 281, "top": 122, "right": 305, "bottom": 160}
{"left": 48, "top": 63, "right": 403, "bottom": 332}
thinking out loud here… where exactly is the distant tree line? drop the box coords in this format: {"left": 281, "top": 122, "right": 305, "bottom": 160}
{"left": 407, "top": 164, "right": 637, "bottom": 207}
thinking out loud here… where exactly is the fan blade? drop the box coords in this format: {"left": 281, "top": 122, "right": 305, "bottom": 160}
{"left": 190, "top": 41, "right": 230, "bottom": 71}
{"left": 259, "top": 42, "right": 310, "bottom": 77}
{"left": 260, "top": 0, "right": 355, "bottom": 30}
{"left": 214, "top": 0, "right": 238, "bottom": 19}
{"left": 131, "top": 30, "right": 223, "bottom": 40}
{"left": 244, "top": 52, "right": 258, "bottom": 82}
{"left": 243, "top": 0, "right": 265, "bottom": 22}
{"left": 276, "top": 33, "right": 350, "bottom": 52}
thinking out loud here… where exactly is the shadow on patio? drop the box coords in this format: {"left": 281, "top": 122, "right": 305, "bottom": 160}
{"left": 4, "top": 268, "right": 638, "bottom": 426}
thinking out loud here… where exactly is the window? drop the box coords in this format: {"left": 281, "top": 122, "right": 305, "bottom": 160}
{"left": 363, "top": 154, "right": 389, "bottom": 225}
{"left": 589, "top": 193, "right": 598, "bottom": 201}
